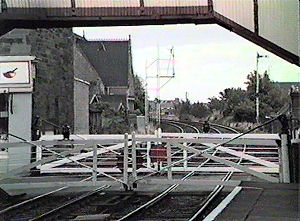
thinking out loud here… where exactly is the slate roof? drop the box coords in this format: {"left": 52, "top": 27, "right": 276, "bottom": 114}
{"left": 76, "top": 38, "right": 130, "bottom": 87}
{"left": 100, "top": 95, "right": 127, "bottom": 111}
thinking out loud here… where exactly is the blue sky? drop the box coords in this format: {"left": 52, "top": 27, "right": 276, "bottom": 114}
{"left": 74, "top": 24, "right": 299, "bottom": 102}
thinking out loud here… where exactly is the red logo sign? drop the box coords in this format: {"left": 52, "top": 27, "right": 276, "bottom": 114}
{"left": 3, "top": 68, "right": 17, "bottom": 79}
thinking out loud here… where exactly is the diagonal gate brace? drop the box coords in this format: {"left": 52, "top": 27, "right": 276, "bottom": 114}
{"left": 171, "top": 142, "right": 279, "bottom": 183}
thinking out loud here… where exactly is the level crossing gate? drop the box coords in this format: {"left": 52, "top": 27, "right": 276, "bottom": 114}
{"left": 0, "top": 131, "right": 284, "bottom": 192}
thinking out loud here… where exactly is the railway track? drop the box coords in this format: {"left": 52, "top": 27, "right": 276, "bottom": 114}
{"left": 1, "top": 121, "right": 279, "bottom": 220}
{"left": 0, "top": 185, "right": 111, "bottom": 221}
{"left": 113, "top": 122, "right": 244, "bottom": 220}
{"left": 162, "top": 119, "right": 238, "bottom": 134}
{"left": 113, "top": 120, "right": 280, "bottom": 220}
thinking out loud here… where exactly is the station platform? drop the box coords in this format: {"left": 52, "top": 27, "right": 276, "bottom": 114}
{"left": 215, "top": 181, "right": 299, "bottom": 221}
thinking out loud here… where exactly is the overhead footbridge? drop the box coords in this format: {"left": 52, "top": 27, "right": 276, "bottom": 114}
{"left": 0, "top": 0, "right": 299, "bottom": 65}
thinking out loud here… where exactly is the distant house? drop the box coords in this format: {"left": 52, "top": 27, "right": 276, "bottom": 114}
{"left": 160, "top": 98, "right": 180, "bottom": 119}
{"left": 274, "top": 82, "right": 300, "bottom": 94}
{"left": 149, "top": 98, "right": 180, "bottom": 121}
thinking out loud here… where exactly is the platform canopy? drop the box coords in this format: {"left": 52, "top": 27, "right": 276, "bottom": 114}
{"left": 0, "top": 0, "right": 299, "bottom": 65}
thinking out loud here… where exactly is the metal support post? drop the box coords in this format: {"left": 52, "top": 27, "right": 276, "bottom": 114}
{"left": 256, "top": 53, "right": 268, "bottom": 124}
{"left": 131, "top": 132, "right": 137, "bottom": 182}
{"left": 123, "top": 133, "right": 129, "bottom": 189}
{"left": 280, "top": 134, "right": 290, "bottom": 183}
{"left": 167, "top": 143, "right": 172, "bottom": 180}
{"left": 183, "top": 143, "right": 187, "bottom": 169}
{"left": 158, "top": 128, "right": 162, "bottom": 144}
{"left": 147, "top": 141, "right": 151, "bottom": 168}
{"left": 92, "top": 145, "right": 97, "bottom": 184}
{"left": 278, "top": 143, "right": 283, "bottom": 183}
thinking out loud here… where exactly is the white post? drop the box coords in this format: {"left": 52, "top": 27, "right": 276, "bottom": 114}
{"left": 167, "top": 143, "right": 172, "bottom": 180}
{"left": 154, "top": 130, "right": 158, "bottom": 145}
{"left": 147, "top": 141, "right": 151, "bottom": 168}
{"left": 123, "top": 133, "right": 129, "bottom": 187}
{"left": 183, "top": 148, "right": 187, "bottom": 169}
{"left": 92, "top": 145, "right": 97, "bottom": 184}
{"left": 256, "top": 53, "right": 260, "bottom": 124}
{"left": 158, "top": 128, "right": 162, "bottom": 144}
{"left": 278, "top": 142, "right": 283, "bottom": 183}
{"left": 131, "top": 132, "right": 137, "bottom": 181}
{"left": 281, "top": 134, "right": 290, "bottom": 183}
{"left": 145, "top": 61, "right": 149, "bottom": 134}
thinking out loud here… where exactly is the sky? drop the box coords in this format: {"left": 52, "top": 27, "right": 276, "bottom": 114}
{"left": 73, "top": 24, "right": 299, "bottom": 103}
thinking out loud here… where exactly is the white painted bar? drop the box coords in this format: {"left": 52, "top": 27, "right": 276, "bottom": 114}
{"left": 41, "top": 142, "right": 129, "bottom": 170}
{"left": 217, "top": 146, "right": 279, "bottom": 168}
{"left": 202, "top": 152, "right": 279, "bottom": 183}
{"left": 123, "top": 133, "right": 129, "bottom": 186}
{"left": 167, "top": 143, "right": 172, "bottom": 180}
{"left": 146, "top": 141, "right": 151, "bottom": 168}
{"left": 173, "top": 142, "right": 278, "bottom": 182}
{"left": 131, "top": 132, "right": 137, "bottom": 181}
{"left": 40, "top": 166, "right": 278, "bottom": 174}
{"left": 92, "top": 145, "right": 97, "bottom": 183}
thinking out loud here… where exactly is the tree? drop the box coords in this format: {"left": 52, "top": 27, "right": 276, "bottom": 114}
{"left": 219, "top": 87, "right": 247, "bottom": 116}
{"left": 133, "top": 74, "right": 145, "bottom": 114}
{"left": 208, "top": 97, "right": 223, "bottom": 111}
{"left": 245, "top": 71, "right": 287, "bottom": 121}
{"left": 233, "top": 99, "right": 256, "bottom": 122}
{"left": 190, "top": 102, "right": 211, "bottom": 119}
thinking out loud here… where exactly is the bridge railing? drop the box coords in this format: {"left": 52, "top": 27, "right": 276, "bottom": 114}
{"left": 1, "top": 0, "right": 211, "bottom": 17}
{"left": 3, "top": 0, "right": 209, "bottom": 8}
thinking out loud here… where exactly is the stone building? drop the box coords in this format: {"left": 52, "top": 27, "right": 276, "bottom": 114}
{"left": 75, "top": 37, "right": 135, "bottom": 133}
{"left": 0, "top": 29, "right": 76, "bottom": 134}
{"left": 0, "top": 29, "right": 135, "bottom": 136}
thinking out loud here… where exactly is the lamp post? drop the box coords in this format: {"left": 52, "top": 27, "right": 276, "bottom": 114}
{"left": 256, "top": 52, "right": 268, "bottom": 124}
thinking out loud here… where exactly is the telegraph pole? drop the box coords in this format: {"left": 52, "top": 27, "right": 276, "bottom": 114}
{"left": 256, "top": 52, "right": 268, "bottom": 124}
{"left": 157, "top": 45, "right": 161, "bottom": 128}
{"left": 144, "top": 61, "right": 149, "bottom": 133}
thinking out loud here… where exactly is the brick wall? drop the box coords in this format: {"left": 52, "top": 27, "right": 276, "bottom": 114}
{"left": 0, "top": 28, "right": 75, "bottom": 130}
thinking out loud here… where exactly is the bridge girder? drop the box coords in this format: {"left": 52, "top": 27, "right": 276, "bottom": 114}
{"left": 0, "top": 5, "right": 299, "bottom": 66}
